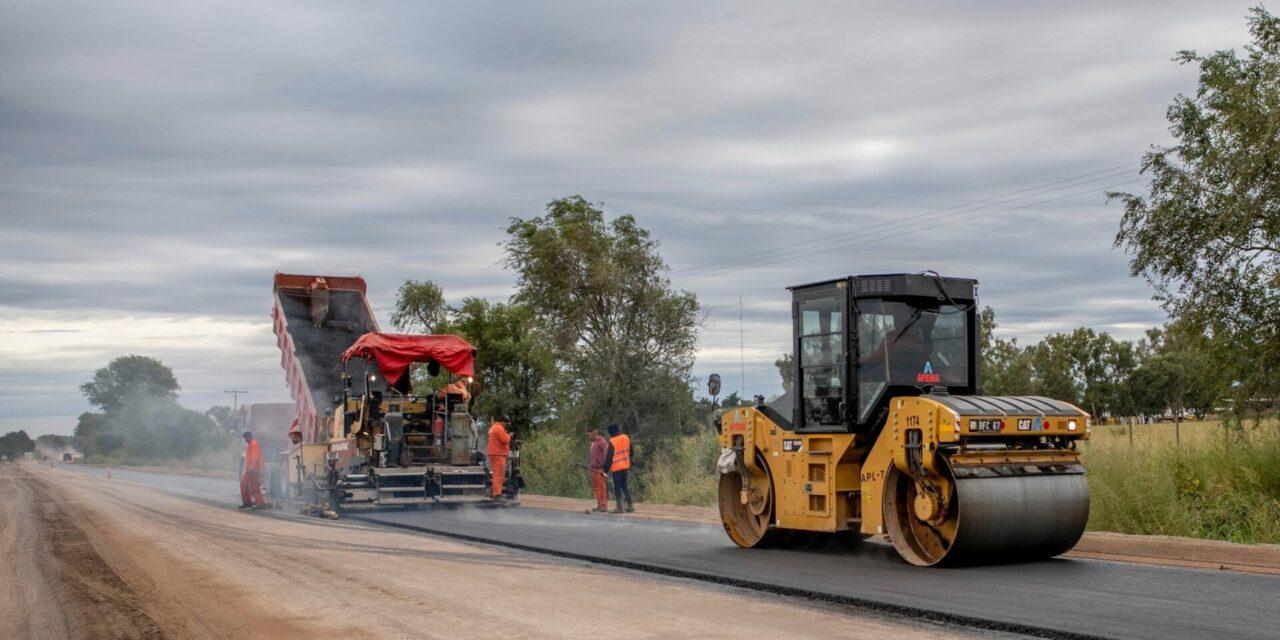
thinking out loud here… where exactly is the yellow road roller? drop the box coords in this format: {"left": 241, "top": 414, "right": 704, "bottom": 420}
{"left": 717, "top": 273, "right": 1090, "bottom": 566}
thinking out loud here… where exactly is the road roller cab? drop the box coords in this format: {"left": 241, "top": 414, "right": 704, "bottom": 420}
{"left": 717, "top": 273, "right": 1091, "bottom": 566}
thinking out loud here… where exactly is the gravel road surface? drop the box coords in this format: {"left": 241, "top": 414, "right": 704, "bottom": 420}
{"left": 53, "top": 463, "right": 1280, "bottom": 640}
{"left": 3, "top": 464, "right": 985, "bottom": 639}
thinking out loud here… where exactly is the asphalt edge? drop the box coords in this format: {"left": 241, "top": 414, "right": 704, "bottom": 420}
{"left": 347, "top": 513, "right": 1114, "bottom": 640}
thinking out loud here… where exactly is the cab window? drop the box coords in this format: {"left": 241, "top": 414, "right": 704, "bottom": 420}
{"left": 856, "top": 299, "right": 970, "bottom": 423}
{"left": 796, "top": 288, "right": 845, "bottom": 427}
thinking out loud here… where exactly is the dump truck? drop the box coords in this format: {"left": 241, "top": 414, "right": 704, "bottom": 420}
{"left": 240, "top": 402, "right": 296, "bottom": 504}
{"left": 272, "top": 273, "right": 520, "bottom": 512}
{"left": 717, "top": 273, "right": 1089, "bottom": 566}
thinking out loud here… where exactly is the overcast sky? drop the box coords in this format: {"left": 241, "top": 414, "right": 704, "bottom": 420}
{"left": 0, "top": 1, "right": 1258, "bottom": 437}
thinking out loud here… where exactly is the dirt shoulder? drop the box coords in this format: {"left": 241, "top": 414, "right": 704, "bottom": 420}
{"left": 3, "top": 464, "right": 977, "bottom": 640}
{"left": 520, "top": 494, "right": 1280, "bottom": 575}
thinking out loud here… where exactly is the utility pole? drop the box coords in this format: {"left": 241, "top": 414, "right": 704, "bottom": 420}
{"left": 223, "top": 388, "right": 247, "bottom": 432}
{"left": 738, "top": 295, "right": 745, "bottom": 397}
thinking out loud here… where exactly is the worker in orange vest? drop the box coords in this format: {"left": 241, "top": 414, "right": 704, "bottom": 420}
{"left": 585, "top": 427, "right": 610, "bottom": 513}
{"left": 239, "top": 430, "right": 266, "bottom": 510}
{"left": 487, "top": 417, "right": 512, "bottom": 500}
{"left": 607, "top": 423, "right": 633, "bottom": 513}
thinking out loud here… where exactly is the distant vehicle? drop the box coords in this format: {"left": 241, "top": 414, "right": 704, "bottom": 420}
{"left": 62, "top": 452, "right": 73, "bottom": 463}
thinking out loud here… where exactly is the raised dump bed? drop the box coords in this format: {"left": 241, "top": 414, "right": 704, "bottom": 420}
{"left": 271, "top": 273, "right": 385, "bottom": 444}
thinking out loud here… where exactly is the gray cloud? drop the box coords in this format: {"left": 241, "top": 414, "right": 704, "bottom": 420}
{"left": 0, "top": 1, "right": 1258, "bottom": 431}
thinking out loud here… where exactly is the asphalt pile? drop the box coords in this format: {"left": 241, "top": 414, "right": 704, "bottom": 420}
{"left": 277, "top": 290, "right": 386, "bottom": 410}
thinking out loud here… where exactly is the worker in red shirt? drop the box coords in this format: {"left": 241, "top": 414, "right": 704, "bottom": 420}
{"left": 586, "top": 428, "right": 610, "bottom": 513}
{"left": 239, "top": 430, "right": 266, "bottom": 510}
{"left": 607, "top": 423, "right": 634, "bottom": 513}
{"left": 487, "top": 417, "right": 512, "bottom": 500}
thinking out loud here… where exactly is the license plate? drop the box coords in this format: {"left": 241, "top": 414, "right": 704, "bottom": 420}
{"left": 968, "top": 419, "right": 1002, "bottom": 433}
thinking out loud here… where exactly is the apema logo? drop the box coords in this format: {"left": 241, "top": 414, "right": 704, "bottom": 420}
{"left": 917, "top": 361, "right": 940, "bottom": 384}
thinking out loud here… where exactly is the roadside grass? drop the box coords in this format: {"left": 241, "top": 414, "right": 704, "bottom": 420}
{"left": 528, "top": 417, "right": 1280, "bottom": 544}
{"left": 637, "top": 431, "right": 719, "bottom": 506}
{"left": 1083, "top": 420, "right": 1280, "bottom": 544}
{"left": 522, "top": 428, "right": 720, "bottom": 506}
{"left": 520, "top": 429, "right": 592, "bottom": 500}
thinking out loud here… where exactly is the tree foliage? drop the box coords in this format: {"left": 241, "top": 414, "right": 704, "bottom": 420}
{"left": 74, "top": 356, "right": 231, "bottom": 462}
{"left": 74, "top": 411, "right": 120, "bottom": 457}
{"left": 80, "top": 355, "right": 179, "bottom": 414}
{"left": 979, "top": 307, "right": 1034, "bottom": 396}
{"left": 447, "top": 297, "right": 556, "bottom": 433}
{"left": 774, "top": 353, "right": 794, "bottom": 394}
{"left": 0, "top": 430, "right": 35, "bottom": 460}
{"left": 35, "top": 434, "right": 72, "bottom": 450}
{"left": 979, "top": 308, "right": 1225, "bottom": 423}
{"left": 204, "top": 405, "right": 239, "bottom": 432}
{"left": 1110, "top": 6, "right": 1280, "bottom": 414}
{"left": 388, "top": 279, "right": 558, "bottom": 434}
{"left": 504, "top": 196, "right": 701, "bottom": 440}
{"left": 390, "top": 279, "right": 448, "bottom": 333}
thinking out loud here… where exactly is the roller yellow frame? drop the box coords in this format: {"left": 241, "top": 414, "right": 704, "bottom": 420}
{"left": 717, "top": 273, "right": 1090, "bottom": 566}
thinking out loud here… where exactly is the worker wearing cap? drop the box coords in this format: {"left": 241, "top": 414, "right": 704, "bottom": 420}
{"left": 240, "top": 431, "right": 266, "bottom": 510}
{"left": 487, "top": 417, "right": 511, "bottom": 500}
{"left": 586, "top": 428, "right": 610, "bottom": 513}
{"left": 607, "top": 423, "right": 634, "bottom": 513}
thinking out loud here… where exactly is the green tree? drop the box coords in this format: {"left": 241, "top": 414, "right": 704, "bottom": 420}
{"left": 0, "top": 430, "right": 35, "bottom": 460}
{"left": 1024, "top": 328, "right": 1135, "bottom": 418}
{"left": 1104, "top": 340, "right": 1140, "bottom": 423}
{"left": 80, "top": 355, "right": 179, "bottom": 414}
{"left": 1129, "top": 359, "right": 1173, "bottom": 421}
{"left": 504, "top": 196, "right": 701, "bottom": 441}
{"left": 73, "top": 411, "right": 120, "bottom": 457}
{"left": 448, "top": 297, "right": 556, "bottom": 433}
{"left": 978, "top": 307, "right": 1035, "bottom": 396}
{"left": 111, "top": 395, "right": 227, "bottom": 460}
{"left": 1145, "top": 317, "right": 1229, "bottom": 420}
{"left": 35, "top": 434, "right": 72, "bottom": 450}
{"left": 390, "top": 279, "right": 448, "bottom": 333}
{"left": 1110, "top": 6, "right": 1280, "bottom": 418}
{"left": 204, "top": 405, "right": 238, "bottom": 432}
{"left": 774, "top": 353, "right": 794, "bottom": 394}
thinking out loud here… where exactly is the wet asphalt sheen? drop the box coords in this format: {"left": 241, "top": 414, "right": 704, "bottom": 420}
{"left": 59, "top": 465, "right": 1280, "bottom": 640}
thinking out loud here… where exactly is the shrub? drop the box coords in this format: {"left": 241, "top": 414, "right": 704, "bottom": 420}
{"left": 1084, "top": 422, "right": 1280, "bottom": 543}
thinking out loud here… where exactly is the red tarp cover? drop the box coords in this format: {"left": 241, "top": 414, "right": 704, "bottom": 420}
{"left": 341, "top": 332, "right": 476, "bottom": 384}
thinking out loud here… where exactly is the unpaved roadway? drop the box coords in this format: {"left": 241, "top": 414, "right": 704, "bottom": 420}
{"left": 1, "top": 464, "right": 975, "bottom": 640}
{"left": 64, "top": 464, "right": 1280, "bottom": 639}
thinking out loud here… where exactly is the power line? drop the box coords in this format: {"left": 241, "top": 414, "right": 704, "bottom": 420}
{"left": 676, "top": 178, "right": 1140, "bottom": 284}
{"left": 670, "top": 162, "right": 1140, "bottom": 278}
{"left": 673, "top": 165, "right": 1139, "bottom": 279}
